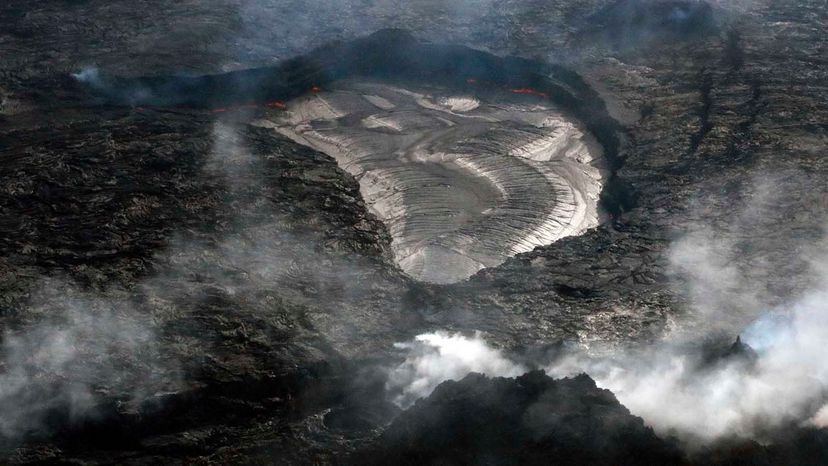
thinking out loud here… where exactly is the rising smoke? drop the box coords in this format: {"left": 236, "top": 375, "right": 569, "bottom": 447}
{"left": 386, "top": 331, "right": 527, "bottom": 407}
{"left": 3, "top": 0, "right": 782, "bottom": 458}
{"left": 388, "top": 175, "right": 828, "bottom": 444}
{"left": 0, "top": 280, "right": 178, "bottom": 441}
{"left": 0, "top": 120, "right": 332, "bottom": 443}
{"left": 544, "top": 283, "right": 828, "bottom": 441}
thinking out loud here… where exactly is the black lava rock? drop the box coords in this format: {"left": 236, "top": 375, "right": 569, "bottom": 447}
{"left": 357, "top": 370, "right": 686, "bottom": 466}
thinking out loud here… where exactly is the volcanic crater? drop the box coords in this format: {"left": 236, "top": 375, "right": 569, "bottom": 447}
{"left": 81, "top": 30, "right": 618, "bottom": 283}
{"left": 257, "top": 81, "right": 605, "bottom": 283}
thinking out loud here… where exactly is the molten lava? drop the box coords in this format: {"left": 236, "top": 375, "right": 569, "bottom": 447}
{"left": 510, "top": 88, "right": 549, "bottom": 98}
{"left": 210, "top": 101, "right": 287, "bottom": 114}
{"left": 464, "top": 79, "right": 549, "bottom": 100}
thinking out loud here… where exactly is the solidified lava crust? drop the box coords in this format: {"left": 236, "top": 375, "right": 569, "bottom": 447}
{"left": 260, "top": 80, "right": 606, "bottom": 283}
{"left": 79, "top": 30, "right": 623, "bottom": 283}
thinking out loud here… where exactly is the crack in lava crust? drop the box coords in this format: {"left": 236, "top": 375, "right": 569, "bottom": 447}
{"left": 255, "top": 80, "right": 607, "bottom": 283}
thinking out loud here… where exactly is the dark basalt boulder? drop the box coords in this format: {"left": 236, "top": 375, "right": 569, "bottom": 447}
{"left": 357, "top": 370, "right": 686, "bottom": 466}
{"left": 699, "top": 335, "right": 760, "bottom": 371}
{"left": 722, "top": 336, "right": 759, "bottom": 364}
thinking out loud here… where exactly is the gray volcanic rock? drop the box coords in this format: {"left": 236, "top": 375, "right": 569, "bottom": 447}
{"left": 0, "top": 0, "right": 826, "bottom": 464}
{"left": 358, "top": 370, "right": 686, "bottom": 466}
{"left": 0, "top": 108, "right": 415, "bottom": 462}
{"left": 420, "top": 0, "right": 828, "bottom": 349}
{"left": 359, "top": 370, "right": 828, "bottom": 466}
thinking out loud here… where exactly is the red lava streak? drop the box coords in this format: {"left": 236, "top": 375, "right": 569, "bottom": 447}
{"left": 511, "top": 88, "right": 549, "bottom": 98}
{"left": 210, "top": 101, "right": 287, "bottom": 113}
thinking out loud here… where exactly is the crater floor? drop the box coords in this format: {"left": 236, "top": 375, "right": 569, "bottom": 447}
{"left": 256, "top": 80, "right": 606, "bottom": 283}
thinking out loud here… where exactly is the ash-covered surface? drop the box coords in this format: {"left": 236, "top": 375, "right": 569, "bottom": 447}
{"left": 1, "top": 0, "right": 827, "bottom": 464}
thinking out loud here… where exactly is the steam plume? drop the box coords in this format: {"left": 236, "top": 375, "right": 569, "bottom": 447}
{"left": 388, "top": 176, "right": 828, "bottom": 444}
{"left": 0, "top": 282, "right": 177, "bottom": 440}
{"left": 386, "top": 331, "right": 527, "bottom": 407}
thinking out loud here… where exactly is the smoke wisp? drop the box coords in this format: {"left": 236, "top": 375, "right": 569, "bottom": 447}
{"left": 386, "top": 331, "right": 527, "bottom": 407}
{"left": 0, "top": 120, "right": 337, "bottom": 442}
{"left": 0, "top": 281, "right": 178, "bottom": 441}
{"left": 388, "top": 174, "right": 828, "bottom": 444}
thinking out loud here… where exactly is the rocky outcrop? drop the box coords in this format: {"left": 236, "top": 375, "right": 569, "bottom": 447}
{"left": 358, "top": 371, "right": 686, "bottom": 466}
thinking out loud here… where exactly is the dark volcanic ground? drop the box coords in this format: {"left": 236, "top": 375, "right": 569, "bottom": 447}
{"left": 1, "top": 0, "right": 827, "bottom": 464}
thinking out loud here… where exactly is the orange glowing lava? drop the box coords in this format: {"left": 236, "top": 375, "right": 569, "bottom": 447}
{"left": 210, "top": 101, "right": 287, "bottom": 114}
{"left": 510, "top": 88, "right": 549, "bottom": 98}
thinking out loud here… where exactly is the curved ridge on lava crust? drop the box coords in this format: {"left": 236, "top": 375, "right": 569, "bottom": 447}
{"left": 255, "top": 81, "right": 606, "bottom": 283}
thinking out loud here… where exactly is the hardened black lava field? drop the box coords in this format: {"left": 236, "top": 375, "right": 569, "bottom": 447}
{"left": 1, "top": 1, "right": 827, "bottom": 464}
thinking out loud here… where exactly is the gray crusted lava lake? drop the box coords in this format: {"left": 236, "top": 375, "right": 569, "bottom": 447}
{"left": 256, "top": 80, "right": 606, "bottom": 283}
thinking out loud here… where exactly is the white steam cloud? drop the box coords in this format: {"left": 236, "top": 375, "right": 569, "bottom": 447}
{"left": 0, "top": 122, "right": 272, "bottom": 441}
{"left": 545, "top": 285, "right": 828, "bottom": 440}
{"left": 71, "top": 67, "right": 103, "bottom": 87}
{"left": 386, "top": 331, "right": 526, "bottom": 407}
{"left": 0, "top": 282, "right": 178, "bottom": 440}
{"left": 389, "top": 293, "right": 828, "bottom": 442}
{"left": 388, "top": 177, "right": 828, "bottom": 443}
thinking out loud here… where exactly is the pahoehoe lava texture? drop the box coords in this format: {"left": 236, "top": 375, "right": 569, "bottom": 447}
{"left": 258, "top": 81, "right": 604, "bottom": 283}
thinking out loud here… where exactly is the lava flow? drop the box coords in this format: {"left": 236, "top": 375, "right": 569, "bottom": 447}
{"left": 465, "top": 78, "right": 548, "bottom": 100}
{"left": 510, "top": 88, "right": 549, "bottom": 98}
{"left": 210, "top": 100, "right": 287, "bottom": 114}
